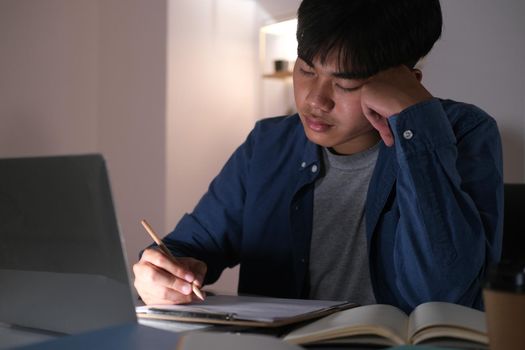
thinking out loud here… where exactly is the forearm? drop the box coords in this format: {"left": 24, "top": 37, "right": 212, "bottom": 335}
{"left": 388, "top": 99, "right": 503, "bottom": 307}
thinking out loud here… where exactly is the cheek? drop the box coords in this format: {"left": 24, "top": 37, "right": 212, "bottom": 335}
{"left": 292, "top": 79, "right": 306, "bottom": 106}
{"left": 335, "top": 94, "right": 365, "bottom": 121}
{"left": 334, "top": 96, "right": 375, "bottom": 132}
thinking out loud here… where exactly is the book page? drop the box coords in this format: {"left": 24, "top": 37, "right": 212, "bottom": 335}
{"left": 283, "top": 304, "right": 409, "bottom": 346}
{"left": 408, "top": 302, "right": 488, "bottom": 345}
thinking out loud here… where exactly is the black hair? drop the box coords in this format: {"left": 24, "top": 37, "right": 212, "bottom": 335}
{"left": 297, "top": 0, "right": 442, "bottom": 78}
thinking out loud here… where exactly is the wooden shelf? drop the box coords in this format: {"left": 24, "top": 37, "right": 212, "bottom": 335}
{"left": 262, "top": 71, "right": 293, "bottom": 79}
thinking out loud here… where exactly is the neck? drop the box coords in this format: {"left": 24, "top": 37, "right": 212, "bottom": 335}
{"left": 331, "top": 131, "right": 381, "bottom": 155}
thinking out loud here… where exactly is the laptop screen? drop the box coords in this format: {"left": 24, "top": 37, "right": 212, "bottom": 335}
{"left": 0, "top": 154, "right": 136, "bottom": 334}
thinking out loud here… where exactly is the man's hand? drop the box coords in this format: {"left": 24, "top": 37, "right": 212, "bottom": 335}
{"left": 360, "top": 65, "right": 433, "bottom": 146}
{"left": 133, "top": 248, "right": 207, "bottom": 305}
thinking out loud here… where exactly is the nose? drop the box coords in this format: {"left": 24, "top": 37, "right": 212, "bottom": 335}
{"left": 305, "top": 80, "right": 334, "bottom": 112}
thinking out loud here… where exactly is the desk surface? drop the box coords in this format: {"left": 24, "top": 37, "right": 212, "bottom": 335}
{"left": 10, "top": 323, "right": 182, "bottom": 350}
{"left": 2, "top": 322, "right": 453, "bottom": 350}
{"left": 0, "top": 323, "right": 57, "bottom": 350}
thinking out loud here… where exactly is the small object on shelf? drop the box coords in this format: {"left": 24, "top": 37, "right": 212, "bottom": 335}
{"left": 274, "top": 59, "right": 289, "bottom": 72}
{"left": 262, "top": 59, "right": 293, "bottom": 79}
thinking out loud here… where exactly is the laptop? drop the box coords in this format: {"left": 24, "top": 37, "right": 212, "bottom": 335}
{"left": 0, "top": 154, "right": 136, "bottom": 336}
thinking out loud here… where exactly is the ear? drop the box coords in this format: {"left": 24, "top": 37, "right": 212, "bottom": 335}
{"left": 412, "top": 68, "right": 423, "bottom": 82}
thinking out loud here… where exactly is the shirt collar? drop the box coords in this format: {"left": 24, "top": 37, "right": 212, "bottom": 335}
{"left": 299, "top": 138, "right": 321, "bottom": 172}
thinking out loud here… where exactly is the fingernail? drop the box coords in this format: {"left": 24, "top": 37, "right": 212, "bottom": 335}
{"left": 182, "top": 284, "right": 191, "bottom": 294}
{"left": 185, "top": 273, "right": 194, "bottom": 282}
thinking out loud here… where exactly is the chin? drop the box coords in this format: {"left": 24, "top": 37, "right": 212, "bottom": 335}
{"left": 303, "top": 130, "right": 336, "bottom": 148}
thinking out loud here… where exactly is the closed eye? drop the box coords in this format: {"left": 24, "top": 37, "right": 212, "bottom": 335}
{"left": 335, "top": 83, "right": 361, "bottom": 92}
{"left": 300, "top": 68, "right": 314, "bottom": 76}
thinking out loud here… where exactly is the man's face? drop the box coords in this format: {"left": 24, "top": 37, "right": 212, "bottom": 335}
{"left": 293, "top": 54, "right": 380, "bottom": 155}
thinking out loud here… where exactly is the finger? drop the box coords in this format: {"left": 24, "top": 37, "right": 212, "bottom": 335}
{"left": 134, "top": 260, "right": 195, "bottom": 295}
{"left": 363, "top": 108, "right": 394, "bottom": 147}
{"left": 142, "top": 285, "right": 188, "bottom": 304}
{"left": 192, "top": 278, "right": 204, "bottom": 288}
{"left": 140, "top": 288, "right": 193, "bottom": 305}
{"left": 376, "top": 122, "right": 394, "bottom": 147}
{"left": 141, "top": 248, "right": 196, "bottom": 283}
{"left": 186, "top": 259, "right": 207, "bottom": 287}
{"left": 133, "top": 260, "right": 195, "bottom": 305}
{"left": 133, "top": 263, "right": 174, "bottom": 304}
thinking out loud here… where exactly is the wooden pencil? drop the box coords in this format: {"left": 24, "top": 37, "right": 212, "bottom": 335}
{"left": 140, "top": 219, "right": 205, "bottom": 301}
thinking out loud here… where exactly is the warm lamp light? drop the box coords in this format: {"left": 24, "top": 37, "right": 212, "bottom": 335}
{"left": 259, "top": 18, "right": 298, "bottom": 64}
{"left": 260, "top": 18, "right": 297, "bottom": 36}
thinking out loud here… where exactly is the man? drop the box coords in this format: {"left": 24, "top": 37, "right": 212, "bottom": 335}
{"left": 133, "top": 0, "right": 503, "bottom": 313}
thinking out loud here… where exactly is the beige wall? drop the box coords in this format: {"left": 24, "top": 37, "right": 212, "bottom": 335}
{"left": 423, "top": 0, "right": 525, "bottom": 182}
{"left": 0, "top": 0, "right": 168, "bottom": 291}
{"left": 97, "top": 0, "right": 168, "bottom": 279}
{"left": 165, "top": 0, "right": 262, "bottom": 293}
{"left": 0, "top": 0, "right": 99, "bottom": 155}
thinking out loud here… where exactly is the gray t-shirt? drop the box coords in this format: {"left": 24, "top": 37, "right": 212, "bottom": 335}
{"left": 309, "top": 144, "right": 379, "bottom": 304}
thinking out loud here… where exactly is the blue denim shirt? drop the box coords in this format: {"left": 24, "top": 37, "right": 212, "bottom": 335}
{"left": 163, "top": 98, "right": 503, "bottom": 313}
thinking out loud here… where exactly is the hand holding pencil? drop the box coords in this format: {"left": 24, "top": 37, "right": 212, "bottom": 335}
{"left": 132, "top": 219, "right": 207, "bottom": 305}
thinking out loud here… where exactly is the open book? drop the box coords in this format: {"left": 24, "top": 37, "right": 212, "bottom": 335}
{"left": 282, "top": 301, "right": 488, "bottom": 349}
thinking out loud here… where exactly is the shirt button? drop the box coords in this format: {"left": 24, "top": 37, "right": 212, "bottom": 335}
{"left": 403, "top": 130, "right": 414, "bottom": 140}
{"left": 301, "top": 162, "right": 306, "bottom": 168}
{"left": 311, "top": 165, "right": 318, "bottom": 173}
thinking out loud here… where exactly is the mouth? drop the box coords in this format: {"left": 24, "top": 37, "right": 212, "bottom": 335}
{"left": 303, "top": 114, "right": 333, "bottom": 133}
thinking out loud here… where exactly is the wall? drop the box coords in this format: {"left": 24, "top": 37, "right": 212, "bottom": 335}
{"left": 423, "top": 0, "right": 525, "bottom": 182}
{"left": 256, "top": 0, "right": 299, "bottom": 20}
{"left": 97, "top": 0, "right": 168, "bottom": 277}
{"left": 0, "top": 0, "right": 169, "bottom": 289}
{"left": 0, "top": 0, "right": 99, "bottom": 156}
{"left": 165, "top": 0, "right": 261, "bottom": 293}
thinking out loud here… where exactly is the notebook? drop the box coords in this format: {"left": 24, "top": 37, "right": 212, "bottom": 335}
{"left": 0, "top": 154, "right": 136, "bottom": 335}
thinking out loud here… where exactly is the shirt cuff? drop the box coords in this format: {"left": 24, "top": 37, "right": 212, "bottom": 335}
{"left": 388, "top": 98, "right": 456, "bottom": 158}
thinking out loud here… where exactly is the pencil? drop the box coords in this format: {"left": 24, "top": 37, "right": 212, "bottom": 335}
{"left": 140, "top": 219, "right": 205, "bottom": 301}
